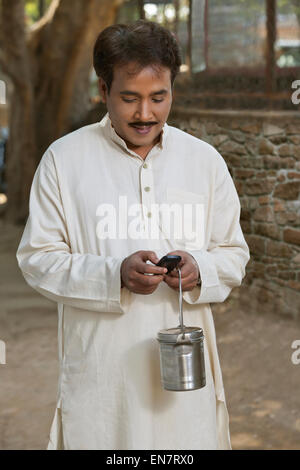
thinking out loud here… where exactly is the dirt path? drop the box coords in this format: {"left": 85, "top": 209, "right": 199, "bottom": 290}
{"left": 0, "top": 221, "right": 299, "bottom": 450}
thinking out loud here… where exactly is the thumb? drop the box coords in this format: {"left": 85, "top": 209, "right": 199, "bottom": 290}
{"left": 143, "top": 251, "right": 159, "bottom": 265}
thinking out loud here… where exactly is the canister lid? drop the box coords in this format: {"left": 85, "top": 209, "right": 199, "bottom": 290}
{"left": 157, "top": 326, "right": 204, "bottom": 343}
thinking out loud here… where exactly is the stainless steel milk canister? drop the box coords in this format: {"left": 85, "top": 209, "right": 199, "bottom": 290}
{"left": 157, "top": 269, "right": 206, "bottom": 391}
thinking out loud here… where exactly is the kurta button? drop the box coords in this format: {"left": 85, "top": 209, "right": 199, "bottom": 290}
{"left": 147, "top": 212, "right": 152, "bottom": 218}
{"left": 143, "top": 163, "right": 148, "bottom": 169}
{"left": 144, "top": 186, "right": 151, "bottom": 192}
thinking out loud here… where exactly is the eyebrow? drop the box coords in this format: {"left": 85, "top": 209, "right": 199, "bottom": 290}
{"left": 120, "top": 89, "right": 168, "bottom": 97}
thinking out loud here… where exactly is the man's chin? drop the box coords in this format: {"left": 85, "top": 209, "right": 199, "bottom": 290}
{"left": 123, "top": 126, "right": 162, "bottom": 148}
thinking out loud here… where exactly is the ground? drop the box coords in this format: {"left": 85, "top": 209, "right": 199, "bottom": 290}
{"left": 0, "top": 221, "right": 299, "bottom": 450}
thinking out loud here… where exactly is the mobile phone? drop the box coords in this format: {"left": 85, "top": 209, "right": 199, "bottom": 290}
{"left": 156, "top": 255, "right": 182, "bottom": 274}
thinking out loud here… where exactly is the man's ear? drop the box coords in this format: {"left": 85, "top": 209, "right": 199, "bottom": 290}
{"left": 98, "top": 78, "right": 107, "bottom": 103}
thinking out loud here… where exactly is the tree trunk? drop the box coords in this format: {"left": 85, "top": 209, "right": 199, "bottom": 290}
{"left": 0, "top": 0, "right": 37, "bottom": 224}
{"left": 0, "top": 0, "right": 124, "bottom": 224}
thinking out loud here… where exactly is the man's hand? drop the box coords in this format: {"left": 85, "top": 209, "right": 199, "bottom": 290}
{"left": 163, "top": 250, "right": 200, "bottom": 292}
{"left": 121, "top": 251, "right": 167, "bottom": 295}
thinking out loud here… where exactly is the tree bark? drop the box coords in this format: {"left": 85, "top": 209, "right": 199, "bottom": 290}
{"left": 0, "top": 0, "right": 36, "bottom": 223}
{"left": 0, "top": 0, "right": 124, "bottom": 224}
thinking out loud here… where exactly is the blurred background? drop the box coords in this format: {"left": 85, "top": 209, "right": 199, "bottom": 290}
{"left": 0, "top": 0, "right": 299, "bottom": 450}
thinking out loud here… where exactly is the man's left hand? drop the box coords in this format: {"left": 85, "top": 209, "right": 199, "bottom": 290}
{"left": 163, "top": 250, "right": 200, "bottom": 292}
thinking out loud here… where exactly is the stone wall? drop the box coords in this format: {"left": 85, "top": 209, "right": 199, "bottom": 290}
{"left": 168, "top": 107, "right": 300, "bottom": 319}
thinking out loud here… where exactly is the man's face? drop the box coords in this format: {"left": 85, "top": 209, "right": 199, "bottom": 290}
{"left": 98, "top": 62, "right": 173, "bottom": 157}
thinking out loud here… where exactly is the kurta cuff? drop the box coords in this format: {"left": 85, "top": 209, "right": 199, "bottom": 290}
{"left": 183, "top": 249, "right": 234, "bottom": 305}
{"left": 183, "top": 249, "right": 218, "bottom": 305}
{"left": 17, "top": 253, "right": 126, "bottom": 314}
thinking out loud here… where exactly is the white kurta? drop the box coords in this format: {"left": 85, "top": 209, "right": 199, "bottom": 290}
{"left": 16, "top": 112, "right": 250, "bottom": 450}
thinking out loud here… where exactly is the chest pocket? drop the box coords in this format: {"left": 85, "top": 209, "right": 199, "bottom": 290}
{"left": 160, "top": 188, "right": 206, "bottom": 251}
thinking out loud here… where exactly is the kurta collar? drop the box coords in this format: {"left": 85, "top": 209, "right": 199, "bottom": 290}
{"left": 99, "top": 111, "right": 169, "bottom": 156}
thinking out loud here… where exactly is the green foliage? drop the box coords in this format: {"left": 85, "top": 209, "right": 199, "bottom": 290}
{"left": 25, "top": 0, "right": 52, "bottom": 25}
{"left": 25, "top": 1, "right": 39, "bottom": 24}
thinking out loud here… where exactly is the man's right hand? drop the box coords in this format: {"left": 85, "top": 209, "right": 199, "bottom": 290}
{"left": 121, "top": 251, "right": 167, "bottom": 295}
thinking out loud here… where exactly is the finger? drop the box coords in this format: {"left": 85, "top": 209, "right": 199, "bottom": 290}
{"left": 168, "top": 269, "right": 179, "bottom": 278}
{"left": 163, "top": 275, "right": 179, "bottom": 289}
{"left": 183, "top": 283, "right": 198, "bottom": 292}
{"left": 165, "top": 271, "right": 197, "bottom": 289}
{"left": 140, "top": 251, "right": 160, "bottom": 265}
{"left": 132, "top": 271, "right": 164, "bottom": 287}
{"left": 177, "top": 256, "right": 199, "bottom": 277}
{"left": 136, "top": 262, "right": 167, "bottom": 276}
{"left": 179, "top": 264, "right": 195, "bottom": 278}
{"left": 130, "top": 286, "right": 157, "bottom": 295}
{"left": 168, "top": 264, "right": 193, "bottom": 278}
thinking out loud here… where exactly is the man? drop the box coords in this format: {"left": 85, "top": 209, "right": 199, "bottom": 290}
{"left": 16, "top": 19, "right": 250, "bottom": 450}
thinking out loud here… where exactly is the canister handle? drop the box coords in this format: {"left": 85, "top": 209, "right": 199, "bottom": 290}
{"left": 178, "top": 267, "right": 185, "bottom": 337}
{"left": 176, "top": 268, "right": 193, "bottom": 345}
{"left": 176, "top": 332, "right": 193, "bottom": 346}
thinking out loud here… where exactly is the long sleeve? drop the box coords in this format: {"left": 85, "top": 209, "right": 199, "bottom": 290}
{"left": 16, "top": 149, "right": 125, "bottom": 314}
{"left": 183, "top": 154, "right": 250, "bottom": 305}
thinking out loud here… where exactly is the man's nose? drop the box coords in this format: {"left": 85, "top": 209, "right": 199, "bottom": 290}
{"left": 134, "top": 100, "right": 154, "bottom": 123}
